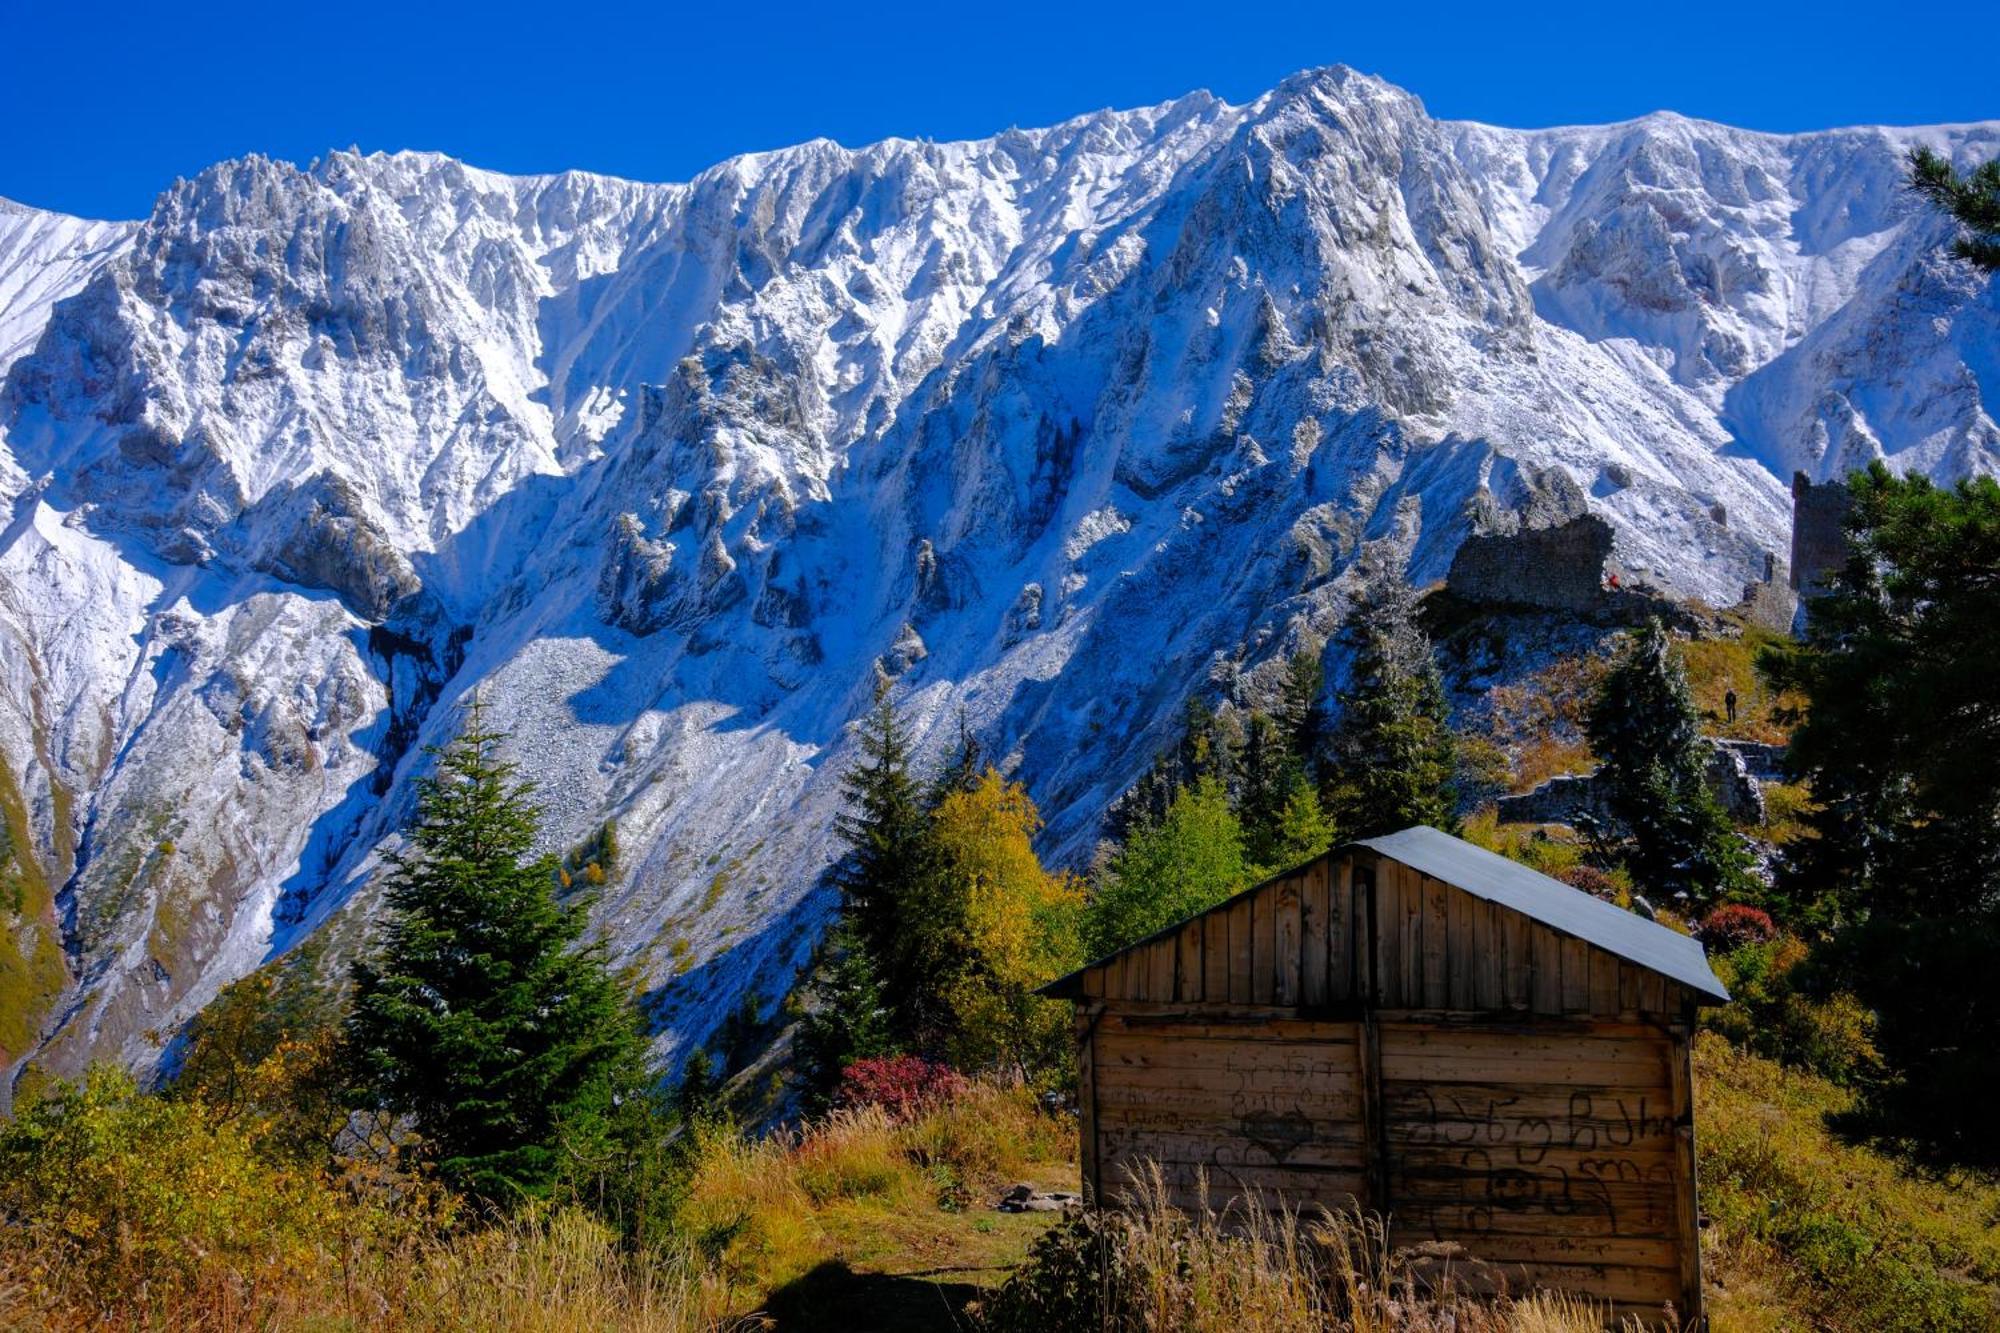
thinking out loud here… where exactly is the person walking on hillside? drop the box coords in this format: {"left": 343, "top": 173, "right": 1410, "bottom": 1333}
{"left": 1724, "top": 689, "right": 1738, "bottom": 724}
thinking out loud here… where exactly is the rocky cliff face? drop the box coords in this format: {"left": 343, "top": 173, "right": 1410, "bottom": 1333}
{"left": 0, "top": 70, "right": 1993, "bottom": 1093}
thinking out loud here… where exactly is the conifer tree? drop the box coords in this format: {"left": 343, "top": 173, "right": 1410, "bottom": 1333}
{"left": 1280, "top": 646, "right": 1327, "bottom": 781}
{"left": 346, "top": 698, "right": 649, "bottom": 1204}
{"left": 1327, "top": 557, "right": 1460, "bottom": 838}
{"left": 1236, "top": 711, "right": 1291, "bottom": 870}
{"left": 1586, "top": 620, "right": 1749, "bottom": 909}
{"left": 794, "top": 916, "right": 895, "bottom": 1111}
{"left": 834, "top": 679, "right": 939, "bottom": 1043}
{"left": 1909, "top": 147, "right": 2000, "bottom": 272}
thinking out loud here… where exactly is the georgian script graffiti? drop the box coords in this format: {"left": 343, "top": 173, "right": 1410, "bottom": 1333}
{"left": 1392, "top": 1088, "right": 1679, "bottom": 1236}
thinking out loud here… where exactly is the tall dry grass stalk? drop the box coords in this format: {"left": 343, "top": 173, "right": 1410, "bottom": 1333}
{"left": 980, "top": 1162, "right": 1650, "bottom": 1333}
{"left": 0, "top": 1205, "right": 733, "bottom": 1333}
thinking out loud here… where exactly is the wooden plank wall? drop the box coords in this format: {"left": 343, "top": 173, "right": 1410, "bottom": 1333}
{"left": 1076, "top": 850, "right": 1704, "bottom": 1326}
{"left": 1379, "top": 1022, "right": 1687, "bottom": 1315}
{"left": 1089, "top": 1011, "right": 1366, "bottom": 1216}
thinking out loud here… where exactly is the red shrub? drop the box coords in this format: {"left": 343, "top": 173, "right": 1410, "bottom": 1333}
{"left": 1699, "top": 903, "right": 1777, "bottom": 950}
{"left": 836, "top": 1055, "right": 967, "bottom": 1121}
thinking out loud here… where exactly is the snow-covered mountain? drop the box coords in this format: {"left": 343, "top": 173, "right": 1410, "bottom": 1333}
{"left": 0, "top": 68, "right": 1993, "bottom": 1093}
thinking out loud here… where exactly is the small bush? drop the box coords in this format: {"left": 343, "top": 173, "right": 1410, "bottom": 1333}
{"left": 837, "top": 1054, "right": 968, "bottom": 1121}
{"left": 1698, "top": 902, "right": 1777, "bottom": 949}
{"left": 1557, "top": 864, "right": 1621, "bottom": 901}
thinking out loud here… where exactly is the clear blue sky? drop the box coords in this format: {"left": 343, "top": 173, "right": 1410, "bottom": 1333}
{"left": 4, "top": 0, "right": 1993, "bottom": 221}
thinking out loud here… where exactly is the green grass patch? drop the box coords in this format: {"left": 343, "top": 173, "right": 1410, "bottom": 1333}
{"left": 1696, "top": 1033, "right": 2000, "bottom": 1332}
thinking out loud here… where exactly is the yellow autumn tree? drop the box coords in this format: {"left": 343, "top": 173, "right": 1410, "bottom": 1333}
{"left": 929, "top": 770, "right": 1085, "bottom": 1079}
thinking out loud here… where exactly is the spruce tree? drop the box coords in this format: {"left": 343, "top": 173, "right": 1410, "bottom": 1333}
{"left": 1279, "top": 646, "right": 1327, "bottom": 782}
{"left": 795, "top": 916, "right": 895, "bottom": 1111}
{"left": 1909, "top": 147, "right": 2000, "bottom": 272}
{"left": 346, "top": 699, "right": 649, "bottom": 1204}
{"left": 1586, "top": 620, "right": 1749, "bottom": 910}
{"left": 1236, "top": 711, "right": 1291, "bottom": 870}
{"left": 834, "top": 679, "right": 947, "bottom": 1047}
{"left": 1328, "top": 557, "right": 1460, "bottom": 838}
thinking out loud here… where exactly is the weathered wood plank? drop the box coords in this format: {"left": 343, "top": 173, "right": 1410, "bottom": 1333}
{"left": 1151, "top": 937, "right": 1178, "bottom": 1004}
{"left": 1503, "top": 907, "right": 1532, "bottom": 1011}
{"left": 1472, "top": 898, "right": 1504, "bottom": 1011}
{"left": 1422, "top": 875, "right": 1450, "bottom": 1007}
{"left": 1447, "top": 881, "right": 1476, "bottom": 1010}
{"left": 1376, "top": 1027, "right": 1672, "bottom": 1064}
{"left": 1589, "top": 946, "right": 1621, "bottom": 1018}
{"left": 1413, "top": 1259, "right": 1684, "bottom": 1307}
{"left": 1387, "top": 1229, "right": 1681, "bottom": 1269}
{"left": 1204, "top": 910, "right": 1230, "bottom": 1003}
{"left": 1097, "top": 1158, "right": 1372, "bottom": 1198}
{"left": 1330, "top": 857, "right": 1355, "bottom": 1003}
{"left": 1096, "top": 1101, "right": 1368, "bottom": 1135}
{"left": 1275, "top": 875, "right": 1303, "bottom": 1006}
{"left": 1619, "top": 959, "right": 1643, "bottom": 1017}
{"left": 1531, "top": 923, "right": 1564, "bottom": 1015}
{"left": 1302, "top": 859, "right": 1329, "bottom": 1006}
{"left": 1561, "top": 936, "right": 1591, "bottom": 1014}
{"left": 1097, "top": 1013, "right": 1360, "bottom": 1041}
{"left": 1077, "top": 1006, "right": 1100, "bottom": 1202}
{"left": 1375, "top": 870, "right": 1404, "bottom": 1006}
{"left": 1379, "top": 1054, "right": 1671, "bottom": 1087}
{"left": 1099, "top": 1129, "right": 1367, "bottom": 1171}
{"left": 1177, "top": 920, "right": 1204, "bottom": 1005}
{"left": 1229, "top": 897, "right": 1254, "bottom": 1005}
{"left": 1666, "top": 1028, "right": 1702, "bottom": 1326}
{"left": 1381, "top": 1085, "right": 1682, "bottom": 1142}
{"left": 1399, "top": 864, "right": 1425, "bottom": 1010}
{"left": 1252, "top": 882, "right": 1278, "bottom": 1005}
{"left": 1638, "top": 969, "right": 1665, "bottom": 1016}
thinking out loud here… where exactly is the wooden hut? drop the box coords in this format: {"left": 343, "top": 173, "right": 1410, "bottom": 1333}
{"left": 1041, "top": 825, "right": 1729, "bottom": 1327}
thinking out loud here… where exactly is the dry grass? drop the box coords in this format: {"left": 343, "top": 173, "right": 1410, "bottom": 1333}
{"left": 0, "top": 1205, "right": 731, "bottom": 1333}
{"left": 979, "top": 1165, "right": 1649, "bottom": 1332}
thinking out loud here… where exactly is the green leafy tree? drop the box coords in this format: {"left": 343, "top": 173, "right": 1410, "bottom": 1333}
{"left": 1758, "top": 466, "right": 2000, "bottom": 1164}
{"left": 1086, "top": 777, "right": 1248, "bottom": 955}
{"left": 1586, "top": 620, "right": 1750, "bottom": 910}
{"left": 931, "top": 771, "right": 1086, "bottom": 1077}
{"left": 346, "top": 700, "right": 650, "bottom": 1204}
{"left": 1327, "top": 557, "right": 1460, "bottom": 838}
{"left": 1266, "top": 772, "right": 1336, "bottom": 874}
{"left": 1909, "top": 147, "right": 2000, "bottom": 272}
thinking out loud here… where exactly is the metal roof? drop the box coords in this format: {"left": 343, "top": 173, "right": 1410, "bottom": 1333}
{"left": 1351, "top": 826, "right": 1728, "bottom": 1003}
{"left": 1040, "top": 824, "right": 1729, "bottom": 1005}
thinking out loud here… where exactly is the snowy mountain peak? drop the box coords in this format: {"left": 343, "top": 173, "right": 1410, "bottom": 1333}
{"left": 0, "top": 72, "right": 1993, "bottom": 1095}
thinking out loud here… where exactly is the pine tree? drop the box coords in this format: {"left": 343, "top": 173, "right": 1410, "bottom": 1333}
{"left": 1236, "top": 710, "right": 1291, "bottom": 870}
{"left": 795, "top": 915, "right": 895, "bottom": 1111}
{"left": 1279, "top": 646, "right": 1327, "bottom": 782}
{"left": 346, "top": 698, "right": 650, "bottom": 1204}
{"left": 834, "top": 680, "right": 939, "bottom": 1044}
{"left": 1327, "top": 557, "right": 1460, "bottom": 838}
{"left": 1586, "top": 620, "right": 1749, "bottom": 910}
{"left": 1909, "top": 147, "right": 2000, "bottom": 272}
{"left": 931, "top": 711, "right": 985, "bottom": 805}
